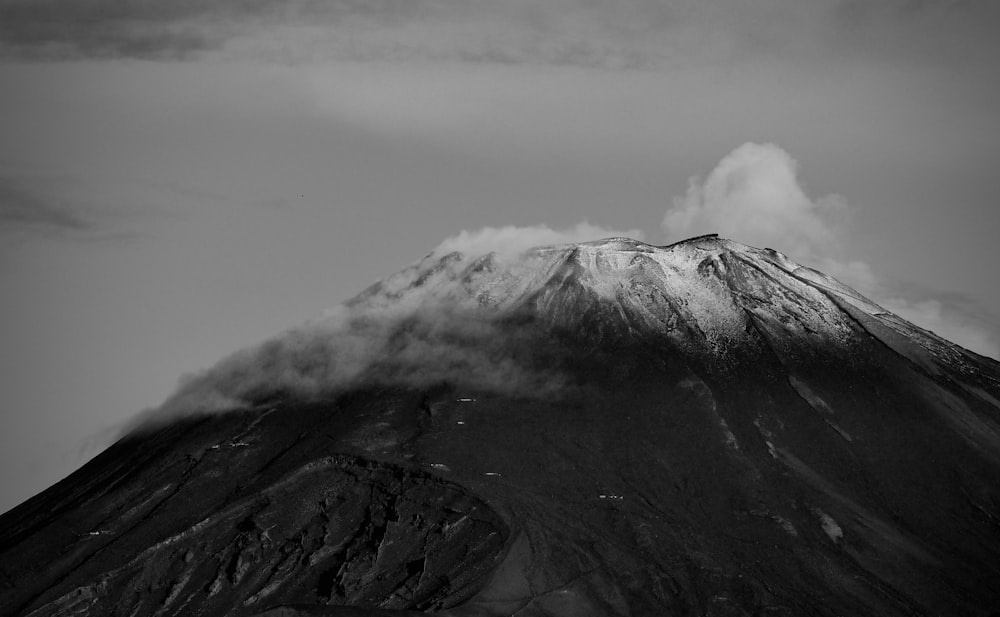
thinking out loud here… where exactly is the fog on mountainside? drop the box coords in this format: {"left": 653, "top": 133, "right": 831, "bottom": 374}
{"left": 146, "top": 234, "right": 996, "bottom": 427}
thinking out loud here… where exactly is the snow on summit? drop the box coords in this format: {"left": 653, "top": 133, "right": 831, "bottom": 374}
{"left": 359, "top": 234, "right": 860, "bottom": 351}
{"left": 150, "top": 234, "right": 990, "bottom": 420}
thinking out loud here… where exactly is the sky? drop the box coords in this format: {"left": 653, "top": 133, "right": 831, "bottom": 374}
{"left": 1, "top": 0, "right": 999, "bottom": 514}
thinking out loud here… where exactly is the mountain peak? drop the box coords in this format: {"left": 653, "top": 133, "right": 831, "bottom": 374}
{"left": 352, "top": 232, "right": 993, "bottom": 386}
{"left": 367, "top": 234, "right": 860, "bottom": 352}
{"left": 139, "top": 232, "right": 995, "bottom": 427}
{"left": 3, "top": 233, "right": 1000, "bottom": 617}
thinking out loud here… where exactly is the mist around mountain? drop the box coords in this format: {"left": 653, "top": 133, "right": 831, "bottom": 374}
{"left": 2, "top": 235, "right": 999, "bottom": 617}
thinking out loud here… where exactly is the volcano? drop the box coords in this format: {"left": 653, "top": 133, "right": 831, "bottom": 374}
{"left": 2, "top": 235, "right": 999, "bottom": 617}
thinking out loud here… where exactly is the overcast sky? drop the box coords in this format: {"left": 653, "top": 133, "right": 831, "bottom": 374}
{"left": 2, "top": 0, "right": 999, "bottom": 513}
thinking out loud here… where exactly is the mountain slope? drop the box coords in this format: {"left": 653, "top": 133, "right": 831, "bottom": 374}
{"left": 2, "top": 235, "right": 999, "bottom": 617}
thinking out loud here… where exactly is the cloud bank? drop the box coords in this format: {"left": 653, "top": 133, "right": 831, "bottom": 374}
{"left": 2, "top": 0, "right": 996, "bottom": 68}
{"left": 662, "top": 142, "right": 999, "bottom": 360}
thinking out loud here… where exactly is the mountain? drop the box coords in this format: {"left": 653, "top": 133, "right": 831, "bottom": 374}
{"left": 2, "top": 235, "right": 999, "bottom": 617}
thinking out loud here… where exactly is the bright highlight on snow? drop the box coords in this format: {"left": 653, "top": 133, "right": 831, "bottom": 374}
{"left": 143, "top": 234, "right": 987, "bottom": 427}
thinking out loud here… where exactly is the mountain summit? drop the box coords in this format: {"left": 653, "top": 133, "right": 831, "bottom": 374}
{"left": 357, "top": 233, "right": 974, "bottom": 360}
{"left": 2, "top": 236, "right": 999, "bottom": 617}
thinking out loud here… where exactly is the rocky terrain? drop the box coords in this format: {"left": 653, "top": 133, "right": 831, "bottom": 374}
{"left": 2, "top": 235, "right": 999, "bottom": 616}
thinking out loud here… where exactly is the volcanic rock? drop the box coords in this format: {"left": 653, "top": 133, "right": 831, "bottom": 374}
{"left": 2, "top": 235, "right": 999, "bottom": 617}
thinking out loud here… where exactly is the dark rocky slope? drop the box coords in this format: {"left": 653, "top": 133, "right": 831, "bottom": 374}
{"left": 2, "top": 235, "right": 999, "bottom": 616}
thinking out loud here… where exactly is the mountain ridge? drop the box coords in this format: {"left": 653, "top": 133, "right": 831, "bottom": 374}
{"left": 366, "top": 233, "right": 995, "bottom": 371}
{"left": 2, "top": 235, "right": 999, "bottom": 617}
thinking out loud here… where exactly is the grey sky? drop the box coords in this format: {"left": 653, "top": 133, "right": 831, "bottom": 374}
{"left": 1, "top": 0, "right": 999, "bottom": 513}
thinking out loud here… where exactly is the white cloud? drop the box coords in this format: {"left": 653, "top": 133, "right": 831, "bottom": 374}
{"left": 434, "top": 221, "right": 644, "bottom": 259}
{"left": 4, "top": 0, "right": 998, "bottom": 76}
{"left": 139, "top": 220, "right": 643, "bottom": 423}
{"left": 138, "top": 300, "right": 574, "bottom": 426}
{"left": 663, "top": 142, "right": 849, "bottom": 261}
{"left": 881, "top": 298, "right": 999, "bottom": 360}
{"left": 663, "top": 142, "right": 998, "bottom": 360}
{"left": 821, "top": 258, "right": 1000, "bottom": 360}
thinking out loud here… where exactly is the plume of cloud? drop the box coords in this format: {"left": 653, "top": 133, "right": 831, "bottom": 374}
{"left": 141, "top": 222, "right": 636, "bottom": 427}
{"left": 144, "top": 298, "right": 572, "bottom": 427}
{"left": 663, "top": 142, "right": 849, "bottom": 261}
{"left": 663, "top": 142, "right": 999, "bottom": 360}
{"left": 433, "top": 221, "right": 644, "bottom": 260}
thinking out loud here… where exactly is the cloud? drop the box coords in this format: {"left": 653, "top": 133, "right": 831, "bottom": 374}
{"left": 0, "top": 0, "right": 630, "bottom": 62}
{"left": 883, "top": 298, "right": 999, "bottom": 360}
{"left": 832, "top": 0, "right": 1000, "bottom": 67}
{"left": 820, "top": 259, "right": 1000, "bottom": 360}
{"left": 663, "top": 142, "right": 849, "bottom": 261}
{"left": 4, "top": 0, "right": 996, "bottom": 68}
{"left": 0, "top": 1, "right": 228, "bottom": 60}
{"left": 0, "top": 177, "right": 93, "bottom": 232}
{"left": 140, "top": 221, "right": 639, "bottom": 426}
{"left": 433, "top": 221, "right": 644, "bottom": 260}
{"left": 0, "top": 0, "right": 661, "bottom": 65}
{"left": 663, "top": 142, "right": 999, "bottom": 360}
{"left": 0, "top": 168, "right": 172, "bottom": 241}
{"left": 140, "top": 272, "right": 575, "bottom": 427}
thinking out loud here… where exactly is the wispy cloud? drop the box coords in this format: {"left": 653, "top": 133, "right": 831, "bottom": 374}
{"left": 0, "top": 0, "right": 655, "bottom": 65}
{"left": 0, "top": 167, "right": 202, "bottom": 241}
{"left": 817, "top": 259, "right": 1000, "bottom": 360}
{"left": 0, "top": 0, "right": 230, "bottom": 60}
{"left": 141, "top": 272, "right": 574, "bottom": 427}
{"left": 135, "top": 220, "right": 641, "bottom": 425}
{"left": 2, "top": 0, "right": 996, "bottom": 68}
{"left": 0, "top": 176, "right": 94, "bottom": 233}
{"left": 662, "top": 142, "right": 999, "bottom": 360}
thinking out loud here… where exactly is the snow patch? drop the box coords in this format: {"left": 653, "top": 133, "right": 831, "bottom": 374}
{"left": 776, "top": 516, "right": 798, "bottom": 537}
{"left": 788, "top": 375, "right": 835, "bottom": 415}
{"left": 814, "top": 508, "right": 843, "bottom": 543}
{"left": 753, "top": 417, "right": 779, "bottom": 459}
{"left": 824, "top": 420, "right": 853, "bottom": 443}
{"left": 719, "top": 418, "right": 739, "bottom": 451}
